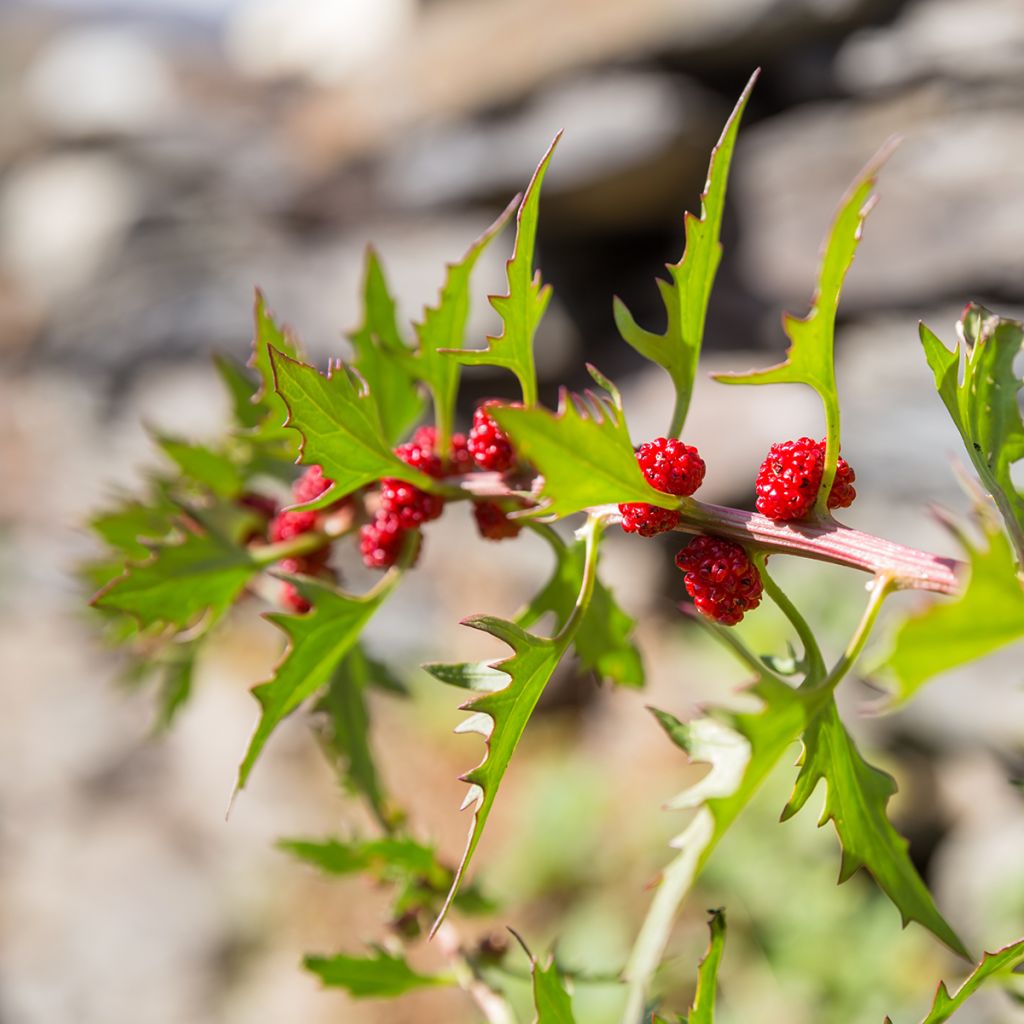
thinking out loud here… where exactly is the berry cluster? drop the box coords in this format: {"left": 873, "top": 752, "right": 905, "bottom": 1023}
{"left": 618, "top": 435, "right": 858, "bottom": 624}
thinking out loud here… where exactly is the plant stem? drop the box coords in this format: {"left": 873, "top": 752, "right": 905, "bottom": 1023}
{"left": 814, "top": 397, "right": 842, "bottom": 518}
{"left": 554, "top": 513, "right": 605, "bottom": 643}
{"left": 251, "top": 529, "right": 331, "bottom": 566}
{"left": 435, "top": 923, "right": 516, "bottom": 1024}
{"left": 751, "top": 552, "right": 826, "bottom": 679}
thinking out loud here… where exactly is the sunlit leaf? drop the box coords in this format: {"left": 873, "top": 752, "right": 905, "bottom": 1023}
{"left": 491, "top": 369, "right": 671, "bottom": 518}
{"left": 412, "top": 200, "right": 516, "bottom": 446}
{"left": 156, "top": 436, "right": 245, "bottom": 499}
{"left": 614, "top": 71, "right": 757, "bottom": 438}
{"left": 248, "top": 290, "right": 303, "bottom": 447}
{"left": 878, "top": 518, "right": 1024, "bottom": 704}
{"left": 453, "top": 136, "right": 559, "bottom": 406}
{"left": 782, "top": 699, "right": 967, "bottom": 957}
{"left": 683, "top": 909, "right": 727, "bottom": 1024}
{"left": 920, "top": 306, "right": 1024, "bottom": 566}
{"left": 304, "top": 949, "right": 450, "bottom": 997}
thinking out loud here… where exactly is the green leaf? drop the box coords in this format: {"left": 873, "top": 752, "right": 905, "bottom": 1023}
{"left": 518, "top": 530, "right": 644, "bottom": 687}
{"left": 782, "top": 699, "right": 967, "bottom": 957}
{"left": 715, "top": 141, "right": 895, "bottom": 513}
{"left": 90, "top": 495, "right": 178, "bottom": 562}
{"left": 490, "top": 369, "right": 672, "bottom": 518}
{"left": 683, "top": 909, "right": 727, "bottom": 1024}
{"left": 153, "top": 644, "right": 195, "bottom": 731}
{"left": 920, "top": 307, "right": 1024, "bottom": 566}
{"left": 92, "top": 523, "right": 258, "bottom": 630}
{"left": 878, "top": 519, "right": 1024, "bottom": 704}
{"left": 453, "top": 136, "right": 559, "bottom": 407}
{"left": 248, "top": 290, "right": 303, "bottom": 447}
{"left": 214, "top": 353, "right": 264, "bottom": 429}
{"left": 349, "top": 247, "right": 425, "bottom": 444}
{"left": 280, "top": 835, "right": 448, "bottom": 888}
{"left": 234, "top": 576, "right": 397, "bottom": 796}
{"left": 431, "top": 615, "right": 573, "bottom": 934}
{"left": 614, "top": 71, "right": 757, "bottom": 438}
{"left": 304, "top": 949, "right": 450, "bottom": 998}
{"left": 269, "top": 347, "right": 435, "bottom": 497}
{"left": 885, "top": 936, "right": 1024, "bottom": 1024}
{"left": 156, "top": 436, "right": 245, "bottom": 499}
{"left": 412, "top": 200, "right": 516, "bottom": 446}
{"left": 313, "top": 645, "right": 394, "bottom": 828}
{"left": 532, "top": 954, "right": 578, "bottom": 1024}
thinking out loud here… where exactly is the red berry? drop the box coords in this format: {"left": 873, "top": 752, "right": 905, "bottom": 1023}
{"left": 360, "top": 513, "right": 412, "bottom": 569}
{"left": 379, "top": 478, "right": 444, "bottom": 528}
{"left": 619, "top": 502, "right": 681, "bottom": 537}
{"left": 473, "top": 501, "right": 522, "bottom": 541}
{"left": 269, "top": 508, "right": 317, "bottom": 542}
{"left": 279, "top": 581, "right": 312, "bottom": 614}
{"left": 292, "top": 464, "right": 334, "bottom": 505}
{"left": 636, "top": 437, "right": 705, "bottom": 496}
{"left": 755, "top": 437, "right": 856, "bottom": 521}
{"left": 468, "top": 402, "right": 515, "bottom": 472}
{"left": 395, "top": 426, "right": 445, "bottom": 479}
{"left": 449, "top": 432, "right": 475, "bottom": 475}
{"left": 674, "top": 535, "right": 763, "bottom": 626}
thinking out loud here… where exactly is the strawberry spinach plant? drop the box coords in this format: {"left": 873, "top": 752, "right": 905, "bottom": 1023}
{"left": 86, "top": 70, "right": 1024, "bottom": 1021}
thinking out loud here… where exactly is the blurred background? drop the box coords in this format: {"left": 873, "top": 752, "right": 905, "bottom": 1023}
{"left": 1, "top": 0, "right": 1023, "bottom": 1021}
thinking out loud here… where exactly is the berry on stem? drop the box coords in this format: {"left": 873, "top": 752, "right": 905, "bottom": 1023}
{"left": 468, "top": 402, "right": 515, "bottom": 472}
{"left": 276, "top": 550, "right": 332, "bottom": 614}
{"left": 619, "top": 503, "right": 681, "bottom": 537}
{"left": 395, "top": 426, "right": 445, "bottom": 479}
{"left": 755, "top": 437, "right": 856, "bottom": 521}
{"left": 269, "top": 508, "right": 317, "bottom": 542}
{"left": 292, "top": 464, "right": 334, "bottom": 505}
{"left": 675, "top": 535, "right": 763, "bottom": 625}
{"left": 379, "top": 479, "right": 444, "bottom": 528}
{"left": 473, "top": 501, "right": 522, "bottom": 541}
{"left": 360, "top": 513, "right": 413, "bottom": 569}
{"left": 636, "top": 437, "right": 706, "bottom": 497}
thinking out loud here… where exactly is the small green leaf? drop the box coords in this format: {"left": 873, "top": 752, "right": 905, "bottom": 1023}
{"left": 280, "top": 835, "right": 447, "bottom": 888}
{"left": 349, "top": 247, "right": 425, "bottom": 444}
{"left": 878, "top": 519, "right": 1024, "bottom": 704}
{"left": 412, "top": 200, "right": 516, "bottom": 446}
{"left": 423, "top": 661, "right": 510, "bottom": 692}
{"left": 92, "top": 523, "right": 258, "bottom": 630}
{"left": 782, "top": 699, "right": 967, "bottom": 958}
{"left": 920, "top": 307, "right": 1024, "bottom": 566}
{"left": 715, "top": 141, "right": 895, "bottom": 513}
{"left": 90, "top": 495, "right": 178, "bottom": 562}
{"left": 885, "top": 936, "right": 1024, "bottom": 1024}
{"left": 214, "top": 353, "right": 263, "bottom": 429}
{"left": 518, "top": 530, "right": 643, "bottom": 687}
{"left": 234, "top": 576, "right": 397, "bottom": 796}
{"left": 304, "top": 949, "right": 450, "bottom": 997}
{"left": 532, "top": 954, "right": 578, "bottom": 1024}
{"left": 490, "top": 371, "right": 672, "bottom": 518}
{"left": 614, "top": 71, "right": 757, "bottom": 438}
{"left": 269, "top": 347, "right": 435, "bottom": 496}
{"left": 156, "top": 436, "right": 245, "bottom": 498}
{"left": 684, "top": 909, "right": 727, "bottom": 1024}
{"left": 453, "top": 136, "right": 559, "bottom": 407}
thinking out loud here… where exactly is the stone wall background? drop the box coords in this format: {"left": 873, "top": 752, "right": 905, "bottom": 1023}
{"left": 1, "top": 1, "right": 1022, "bottom": 1022}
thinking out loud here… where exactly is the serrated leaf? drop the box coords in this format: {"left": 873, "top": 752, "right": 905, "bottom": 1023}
{"left": 614, "top": 71, "right": 757, "bottom": 438}
{"left": 518, "top": 531, "right": 644, "bottom": 687}
{"left": 412, "top": 200, "right": 516, "bottom": 446}
{"left": 715, "top": 142, "right": 895, "bottom": 511}
{"left": 280, "top": 835, "right": 447, "bottom": 887}
{"left": 248, "top": 291, "right": 303, "bottom": 448}
{"left": 878, "top": 519, "right": 1024, "bottom": 704}
{"left": 92, "top": 523, "right": 258, "bottom": 630}
{"left": 683, "top": 909, "right": 726, "bottom": 1024}
{"left": 304, "top": 949, "right": 450, "bottom": 997}
{"left": 269, "top": 347, "right": 435, "bottom": 497}
{"left": 431, "top": 615, "right": 573, "bottom": 934}
{"left": 453, "top": 136, "right": 559, "bottom": 406}
{"left": 156, "top": 436, "right": 246, "bottom": 499}
{"left": 885, "top": 936, "right": 1024, "bottom": 1024}
{"left": 782, "top": 699, "right": 967, "bottom": 957}
{"left": 349, "top": 247, "right": 425, "bottom": 444}
{"left": 532, "top": 954, "right": 578, "bottom": 1024}
{"left": 313, "top": 645, "right": 393, "bottom": 827}
{"left": 920, "top": 307, "right": 1024, "bottom": 565}
{"left": 491, "top": 373, "right": 673, "bottom": 518}
{"left": 90, "top": 495, "right": 178, "bottom": 562}
{"left": 234, "top": 576, "right": 397, "bottom": 796}
{"left": 214, "top": 353, "right": 263, "bottom": 430}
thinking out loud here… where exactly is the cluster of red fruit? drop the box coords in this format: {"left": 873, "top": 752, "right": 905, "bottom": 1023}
{"left": 255, "top": 403, "right": 524, "bottom": 613}
{"left": 619, "top": 435, "right": 856, "bottom": 625}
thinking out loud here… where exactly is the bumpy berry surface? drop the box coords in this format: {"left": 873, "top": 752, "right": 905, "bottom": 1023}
{"left": 269, "top": 508, "right": 317, "bottom": 542}
{"left": 674, "top": 535, "right": 763, "bottom": 625}
{"left": 636, "top": 437, "right": 705, "bottom": 496}
{"left": 473, "top": 501, "right": 522, "bottom": 541}
{"left": 379, "top": 478, "right": 444, "bottom": 528}
{"left": 755, "top": 437, "right": 856, "bottom": 521}
{"left": 395, "top": 426, "right": 445, "bottom": 479}
{"left": 468, "top": 403, "right": 515, "bottom": 472}
{"left": 619, "top": 502, "right": 681, "bottom": 537}
{"left": 292, "top": 464, "right": 333, "bottom": 505}
{"left": 360, "top": 513, "right": 410, "bottom": 569}
{"left": 449, "top": 432, "right": 475, "bottom": 475}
